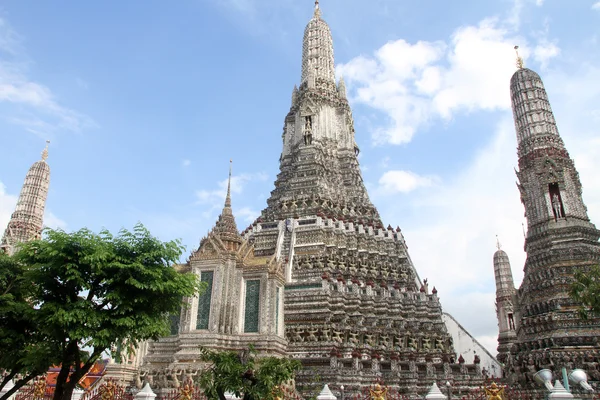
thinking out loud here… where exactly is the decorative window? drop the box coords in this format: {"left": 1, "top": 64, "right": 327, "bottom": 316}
{"left": 196, "top": 271, "right": 214, "bottom": 330}
{"left": 244, "top": 280, "right": 261, "bottom": 333}
{"left": 508, "top": 313, "right": 515, "bottom": 330}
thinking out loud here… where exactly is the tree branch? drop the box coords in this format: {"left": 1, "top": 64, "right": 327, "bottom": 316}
{"left": 0, "top": 370, "right": 18, "bottom": 392}
{"left": 0, "top": 370, "right": 42, "bottom": 400}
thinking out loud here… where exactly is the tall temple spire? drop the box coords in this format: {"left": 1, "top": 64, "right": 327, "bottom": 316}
{"left": 1, "top": 141, "right": 51, "bottom": 255}
{"left": 511, "top": 63, "right": 592, "bottom": 229}
{"left": 506, "top": 58, "right": 600, "bottom": 375}
{"left": 225, "top": 159, "right": 232, "bottom": 208}
{"left": 301, "top": 0, "right": 335, "bottom": 85}
{"left": 492, "top": 246, "right": 517, "bottom": 362}
{"left": 265, "top": 1, "right": 381, "bottom": 226}
{"left": 211, "top": 160, "right": 241, "bottom": 250}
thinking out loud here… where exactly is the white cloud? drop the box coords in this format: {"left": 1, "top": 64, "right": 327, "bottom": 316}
{"left": 236, "top": 206, "right": 260, "bottom": 224}
{"left": 338, "top": 19, "right": 521, "bottom": 145}
{"left": 0, "top": 181, "right": 17, "bottom": 235}
{"left": 378, "top": 170, "right": 436, "bottom": 194}
{"left": 335, "top": 0, "right": 596, "bottom": 356}
{"left": 0, "top": 17, "right": 95, "bottom": 137}
{"left": 182, "top": 159, "right": 191, "bottom": 167}
{"left": 507, "top": 0, "right": 545, "bottom": 28}
{"left": 377, "top": 118, "right": 526, "bottom": 355}
{"left": 191, "top": 172, "right": 268, "bottom": 234}
{"left": 195, "top": 172, "right": 268, "bottom": 205}
{"left": 593, "top": 1, "right": 600, "bottom": 10}
{"left": 43, "top": 212, "right": 67, "bottom": 230}
{"left": 373, "top": 62, "right": 600, "bottom": 355}
{"left": 533, "top": 41, "right": 560, "bottom": 69}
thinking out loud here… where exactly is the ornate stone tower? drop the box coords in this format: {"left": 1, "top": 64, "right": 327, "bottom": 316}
{"left": 144, "top": 163, "right": 287, "bottom": 375}
{"left": 238, "top": 2, "right": 484, "bottom": 395}
{"left": 1, "top": 141, "right": 51, "bottom": 255}
{"left": 505, "top": 52, "right": 600, "bottom": 380}
{"left": 144, "top": 3, "right": 496, "bottom": 394}
{"left": 493, "top": 240, "right": 518, "bottom": 365}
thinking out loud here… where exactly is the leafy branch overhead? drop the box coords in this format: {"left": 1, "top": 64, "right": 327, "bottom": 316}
{"left": 0, "top": 223, "right": 201, "bottom": 400}
{"left": 570, "top": 264, "right": 600, "bottom": 320}
{"left": 198, "top": 346, "right": 302, "bottom": 400}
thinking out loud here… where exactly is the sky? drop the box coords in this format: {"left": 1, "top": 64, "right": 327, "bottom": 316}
{"left": 1, "top": 0, "right": 599, "bottom": 356}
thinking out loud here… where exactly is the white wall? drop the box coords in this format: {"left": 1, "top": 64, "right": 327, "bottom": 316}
{"left": 442, "top": 312, "right": 502, "bottom": 378}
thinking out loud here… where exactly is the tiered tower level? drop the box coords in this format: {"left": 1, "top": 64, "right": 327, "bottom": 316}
{"left": 1, "top": 142, "right": 51, "bottom": 255}
{"left": 498, "top": 61, "right": 600, "bottom": 383}
{"left": 243, "top": 3, "right": 486, "bottom": 395}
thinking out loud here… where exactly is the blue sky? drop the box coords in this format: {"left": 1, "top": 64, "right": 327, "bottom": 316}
{"left": 1, "top": 0, "right": 600, "bottom": 354}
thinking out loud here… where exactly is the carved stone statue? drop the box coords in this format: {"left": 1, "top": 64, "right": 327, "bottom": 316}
{"left": 552, "top": 192, "right": 563, "bottom": 218}
{"left": 369, "top": 384, "right": 388, "bottom": 400}
{"left": 484, "top": 382, "right": 505, "bottom": 400}
{"left": 306, "top": 327, "right": 319, "bottom": 342}
{"left": 332, "top": 329, "right": 343, "bottom": 343}
{"left": 422, "top": 337, "right": 432, "bottom": 350}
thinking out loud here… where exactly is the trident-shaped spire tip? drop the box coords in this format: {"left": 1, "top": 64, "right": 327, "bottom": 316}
{"left": 313, "top": 0, "right": 321, "bottom": 17}
{"left": 514, "top": 45, "right": 524, "bottom": 69}
{"left": 41, "top": 140, "right": 50, "bottom": 161}
{"left": 496, "top": 235, "right": 502, "bottom": 250}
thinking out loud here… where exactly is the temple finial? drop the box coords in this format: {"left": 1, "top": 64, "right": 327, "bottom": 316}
{"left": 496, "top": 235, "right": 502, "bottom": 250}
{"left": 225, "top": 159, "right": 232, "bottom": 208}
{"left": 41, "top": 140, "right": 50, "bottom": 161}
{"left": 514, "top": 45, "right": 524, "bottom": 69}
{"left": 314, "top": 0, "right": 321, "bottom": 17}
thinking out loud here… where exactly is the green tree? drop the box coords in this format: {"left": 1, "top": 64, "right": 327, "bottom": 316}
{"left": 0, "top": 253, "right": 58, "bottom": 399}
{"left": 0, "top": 224, "right": 200, "bottom": 400}
{"left": 198, "top": 346, "right": 302, "bottom": 400}
{"left": 570, "top": 264, "right": 600, "bottom": 319}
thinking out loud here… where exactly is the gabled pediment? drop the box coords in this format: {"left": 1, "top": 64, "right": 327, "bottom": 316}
{"left": 237, "top": 238, "right": 255, "bottom": 263}
{"left": 190, "top": 233, "right": 227, "bottom": 260}
{"left": 300, "top": 97, "right": 319, "bottom": 116}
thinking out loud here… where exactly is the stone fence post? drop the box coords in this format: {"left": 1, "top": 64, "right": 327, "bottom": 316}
{"left": 317, "top": 384, "right": 337, "bottom": 400}
{"left": 549, "top": 381, "right": 574, "bottom": 400}
{"left": 135, "top": 383, "right": 157, "bottom": 400}
{"left": 425, "top": 382, "right": 447, "bottom": 400}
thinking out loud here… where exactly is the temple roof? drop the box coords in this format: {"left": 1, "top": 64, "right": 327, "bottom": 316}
{"left": 211, "top": 161, "right": 242, "bottom": 245}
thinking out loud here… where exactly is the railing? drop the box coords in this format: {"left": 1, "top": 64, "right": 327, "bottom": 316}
{"left": 81, "top": 379, "right": 134, "bottom": 400}
{"left": 156, "top": 381, "right": 303, "bottom": 400}
{"left": 15, "top": 377, "right": 54, "bottom": 400}
{"left": 158, "top": 381, "right": 207, "bottom": 400}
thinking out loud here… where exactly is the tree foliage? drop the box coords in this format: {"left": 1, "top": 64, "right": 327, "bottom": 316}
{"left": 0, "top": 224, "right": 200, "bottom": 400}
{"left": 0, "top": 253, "right": 58, "bottom": 398}
{"left": 198, "top": 346, "right": 302, "bottom": 400}
{"left": 570, "top": 264, "right": 600, "bottom": 319}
